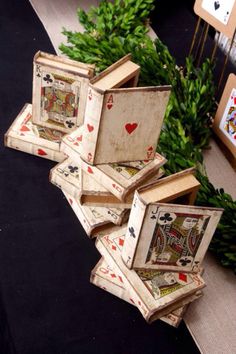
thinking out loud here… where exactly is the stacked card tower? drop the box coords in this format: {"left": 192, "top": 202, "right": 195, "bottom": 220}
{"left": 5, "top": 52, "right": 224, "bottom": 327}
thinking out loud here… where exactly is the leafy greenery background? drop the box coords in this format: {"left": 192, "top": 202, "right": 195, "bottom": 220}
{"left": 60, "top": 0, "right": 236, "bottom": 273}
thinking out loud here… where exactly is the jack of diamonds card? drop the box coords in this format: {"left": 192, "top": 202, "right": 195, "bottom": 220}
{"left": 219, "top": 88, "right": 236, "bottom": 146}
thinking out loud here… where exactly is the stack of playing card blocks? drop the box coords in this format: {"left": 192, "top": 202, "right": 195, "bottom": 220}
{"left": 4, "top": 51, "right": 95, "bottom": 162}
{"left": 5, "top": 52, "right": 224, "bottom": 327}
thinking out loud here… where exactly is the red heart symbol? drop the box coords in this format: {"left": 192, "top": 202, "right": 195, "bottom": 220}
{"left": 147, "top": 146, "right": 153, "bottom": 151}
{"left": 125, "top": 123, "right": 138, "bottom": 134}
{"left": 87, "top": 166, "right": 93, "bottom": 174}
{"left": 77, "top": 135, "right": 83, "bottom": 142}
{"left": 107, "top": 103, "right": 113, "bottom": 110}
{"left": 37, "top": 149, "right": 47, "bottom": 156}
{"left": 20, "top": 125, "right": 30, "bottom": 132}
{"left": 87, "top": 124, "right": 94, "bottom": 133}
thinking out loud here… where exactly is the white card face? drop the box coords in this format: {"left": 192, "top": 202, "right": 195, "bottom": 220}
{"left": 219, "top": 88, "right": 236, "bottom": 146}
{"left": 201, "top": 0, "right": 235, "bottom": 25}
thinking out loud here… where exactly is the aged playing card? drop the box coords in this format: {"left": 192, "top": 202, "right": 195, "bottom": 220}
{"left": 95, "top": 225, "right": 205, "bottom": 323}
{"left": 123, "top": 200, "right": 223, "bottom": 272}
{"left": 32, "top": 52, "right": 94, "bottom": 133}
{"left": 79, "top": 85, "right": 171, "bottom": 164}
{"left": 38, "top": 71, "right": 80, "bottom": 130}
{"left": 219, "top": 88, "right": 236, "bottom": 146}
{"left": 4, "top": 103, "right": 65, "bottom": 162}
{"left": 201, "top": 0, "right": 235, "bottom": 25}
{"left": 91, "top": 258, "right": 200, "bottom": 327}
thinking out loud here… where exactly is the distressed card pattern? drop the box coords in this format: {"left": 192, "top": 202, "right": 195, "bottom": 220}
{"left": 61, "top": 126, "right": 166, "bottom": 201}
{"left": 121, "top": 169, "right": 201, "bottom": 269}
{"left": 213, "top": 74, "right": 236, "bottom": 159}
{"left": 50, "top": 158, "right": 132, "bottom": 208}
{"left": 95, "top": 225, "right": 205, "bottom": 323}
{"left": 91, "top": 258, "right": 198, "bottom": 327}
{"left": 32, "top": 51, "right": 94, "bottom": 133}
{"left": 4, "top": 103, "right": 65, "bottom": 162}
{"left": 219, "top": 88, "right": 236, "bottom": 146}
{"left": 123, "top": 200, "right": 223, "bottom": 272}
{"left": 63, "top": 191, "right": 127, "bottom": 237}
{"left": 79, "top": 86, "right": 171, "bottom": 164}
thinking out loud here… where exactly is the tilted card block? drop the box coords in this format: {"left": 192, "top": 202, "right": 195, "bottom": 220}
{"left": 4, "top": 103, "right": 65, "bottom": 162}
{"left": 63, "top": 191, "right": 128, "bottom": 238}
{"left": 65, "top": 55, "right": 170, "bottom": 164}
{"left": 95, "top": 225, "right": 205, "bottom": 323}
{"left": 91, "top": 257, "right": 202, "bottom": 328}
{"left": 61, "top": 127, "right": 166, "bottom": 201}
{"left": 32, "top": 51, "right": 95, "bottom": 133}
{"left": 122, "top": 170, "right": 223, "bottom": 272}
{"left": 50, "top": 158, "right": 132, "bottom": 208}
{"left": 50, "top": 158, "right": 164, "bottom": 208}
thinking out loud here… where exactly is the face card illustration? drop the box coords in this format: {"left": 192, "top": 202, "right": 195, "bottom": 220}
{"left": 145, "top": 210, "right": 210, "bottom": 268}
{"left": 39, "top": 71, "right": 80, "bottom": 130}
{"left": 128, "top": 202, "right": 223, "bottom": 272}
{"left": 219, "top": 88, "right": 236, "bottom": 146}
{"left": 136, "top": 269, "right": 192, "bottom": 300}
{"left": 201, "top": 0, "right": 235, "bottom": 25}
{"left": 110, "top": 160, "right": 151, "bottom": 179}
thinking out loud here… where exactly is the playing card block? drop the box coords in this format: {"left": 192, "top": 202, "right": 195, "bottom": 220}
{"left": 50, "top": 158, "right": 164, "bottom": 208}
{"left": 91, "top": 258, "right": 204, "bottom": 327}
{"left": 95, "top": 225, "right": 205, "bottom": 323}
{"left": 63, "top": 191, "right": 128, "bottom": 238}
{"left": 4, "top": 103, "right": 66, "bottom": 162}
{"left": 50, "top": 159, "right": 133, "bottom": 208}
{"left": 68, "top": 55, "right": 170, "bottom": 164}
{"left": 80, "top": 170, "right": 164, "bottom": 208}
{"left": 91, "top": 258, "right": 202, "bottom": 328}
{"left": 61, "top": 128, "right": 166, "bottom": 201}
{"left": 213, "top": 74, "right": 236, "bottom": 166}
{"left": 32, "top": 51, "right": 95, "bottom": 133}
{"left": 122, "top": 171, "right": 223, "bottom": 272}
{"left": 194, "top": 0, "right": 236, "bottom": 39}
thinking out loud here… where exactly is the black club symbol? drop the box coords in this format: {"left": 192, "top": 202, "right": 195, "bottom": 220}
{"left": 66, "top": 120, "right": 75, "bottom": 129}
{"left": 159, "top": 212, "right": 173, "bottom": 224}
{"left": 129, "top": 226, "right": 135, "bottom": 238}
{"left": 179, "top": 258, "right": 191, "bottom": 266}
{"left": 43, "top": 74, "right": 53, "bottom": 84}
{"left": 68, "top": 166, "right": 78, "bottom": 174}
